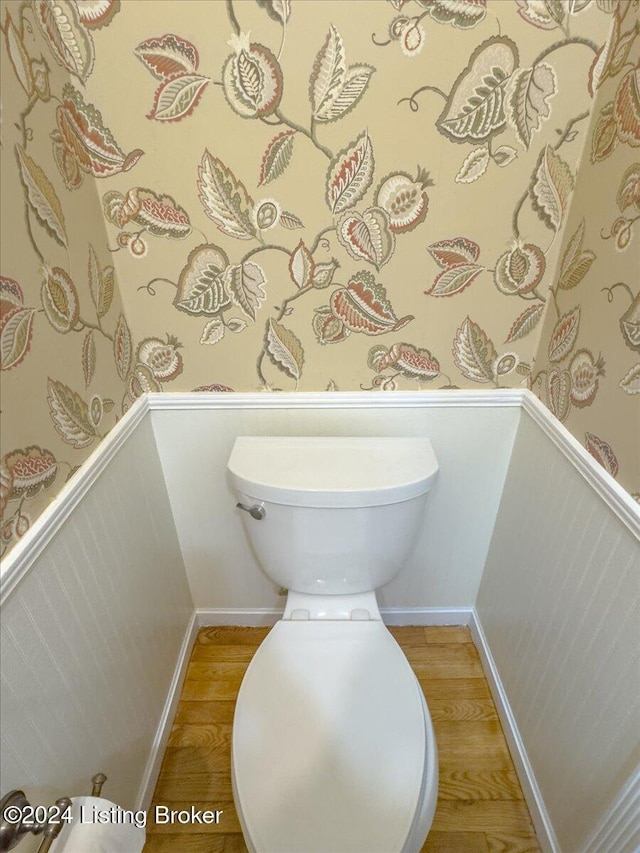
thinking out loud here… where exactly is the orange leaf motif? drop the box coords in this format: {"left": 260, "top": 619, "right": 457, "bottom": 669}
{"left": 330, "top": 271, "right": 412, "bottom": 335}
{"left": 135, "top": 33, "right": 199, "bottom": 78}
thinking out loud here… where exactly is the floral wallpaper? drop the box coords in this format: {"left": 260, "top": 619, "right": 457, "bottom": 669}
{"left": 532, "top": 4, "right": 640, "bottom": 502}
{"left": 1, "top": 0, "right": 637, "bottom": 555}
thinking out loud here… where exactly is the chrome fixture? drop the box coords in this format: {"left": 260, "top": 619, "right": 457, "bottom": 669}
{"left": 236, "top": 502, "right": 266, "bottom": 520}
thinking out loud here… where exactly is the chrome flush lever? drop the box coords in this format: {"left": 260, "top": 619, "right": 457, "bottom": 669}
{"left": 236, "top": 502, "right": 266, "bottom": 520}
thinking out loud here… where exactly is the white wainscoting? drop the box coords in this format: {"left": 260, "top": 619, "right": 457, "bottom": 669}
{"left": 2, "top": 389, "right": 638, "bottom": 853}
{"left": 584, "top": 766, "right": 640, "bottom": 853}
{"left": 477, "top": 408, "right": 640, "bottom": 853}
{"left": 148, "top": 391, "right": 522, "bottom": 612}
{"left": 0, "top": 409, "right": 193, "bottom": 813}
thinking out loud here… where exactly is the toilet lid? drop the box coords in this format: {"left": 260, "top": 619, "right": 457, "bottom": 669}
{"left": 232, "top": 620, "right": 428, "bottom": 853}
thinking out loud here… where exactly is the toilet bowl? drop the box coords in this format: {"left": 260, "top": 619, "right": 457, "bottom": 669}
{"left": 227, "top": 436, "right": 439, "bottom": 853}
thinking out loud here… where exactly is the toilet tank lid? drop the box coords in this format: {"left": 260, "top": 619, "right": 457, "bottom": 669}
{"left": 227, "top": 436, "right": 438, "bottom": 507}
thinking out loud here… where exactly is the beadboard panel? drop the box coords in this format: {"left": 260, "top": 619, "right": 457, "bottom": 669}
{"left": 149, "top": 398, "right": 521, "bottom": 609}
{"left": 476, "top": 411, "right": 640, "bottom": 852}
{"left": 0, "top": 416, "right": 192, "bottom": 811}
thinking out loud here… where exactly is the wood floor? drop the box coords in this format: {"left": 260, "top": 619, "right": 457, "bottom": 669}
{"left": 143, "top": 626, "right": 540, "bottom": 853}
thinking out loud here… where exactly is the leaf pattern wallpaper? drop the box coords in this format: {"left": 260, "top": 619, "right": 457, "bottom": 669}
{"left": 1, "top": 0, "right": 638, "bottom": 554}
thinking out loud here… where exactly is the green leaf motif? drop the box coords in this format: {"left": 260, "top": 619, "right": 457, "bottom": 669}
{"left": 317, "top": 64, "right": 375, "bottom": 123}
{"left": 113, "top": 314, "right": 132, "bottom": 381}
{"left": 197, "top": 150, "right": 256, "bottom": 240}
{"left": 47, "top": 378, "right": 96, "bottom": 448}
{"left": 280, "top": 210, "right": 304, "bottom": 229}
{"left": 437, "top": 37, "right": 518, "bottom": 144}
{"left": 0, "top": 308, "right": 36, "bottom": 371}
{"left": 310, "top": 26, "right": 346, "bottom": 120}
{"left": 453, "top": 317, "right": 498, "bottom": 383}
{"left": 426, "top": 264, "right": 483, "bottom": 297}
{"left": 310, "top": 26, "right": 374, "bottom": 123}
{"left": 15, "top": 145, "right": 67, "bottom": 247}
{"left": 256, "top": 0, "right": 291, "bottom": 24}
{"left": 82, "top": 331, "right": 96, "bottom": 386}
{"left": 530, "top": 145, "right": 574, "bottom": 232}
{"left": 619, "top": 364, "right": 640, "bottom": 395}
{"left": 507, "top": 63, "right": 557, "bottom": 150}
{"left": 455, "top": 145, "right": 489, "bottom": 183}
{"left": 175, "top": 245, "right": 231, "bottom": 316}
{"left": 259, "top": 131, "right": 296, "bottom": 185}
{"left": 224, "top": 262, "right": 266, "bottom": 321}
{"left": 200, "top": 316, "right": 225, "bottom": 345}
{"left": 265, "top": 318, "right": 304, "bottom": 380}
{"left": 148, "top": 74, "right": 210, "bottom": 122}
{"left": 557, "top": 220, "right": 595, "bottom": 290}
{"left": 504, "top": 303, "right": 545, "bottom": 344}
{"left": 88, "top": 244, "right": 115, "bottom": 318}
{"left": 289, "top": 241, "right": 315, "bottom": 288}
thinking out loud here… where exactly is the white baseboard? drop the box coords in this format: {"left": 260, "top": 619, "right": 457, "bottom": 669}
{"left": 381, "top": 606, "right": 472, "bottom": 625}
{"left": 583, "top": 766, "right": 640, "bottom": 853}
{"left": 197, "top": 608, "right": 282, "bottom": 626}
{"left": 469, "top": 609, "right": 558, "bottom": 853}
{"left": 195, "top": 606, "right": 473, "bottom": 627}
{"left": 135, "top": 611, "right": 199, "bottom": 811}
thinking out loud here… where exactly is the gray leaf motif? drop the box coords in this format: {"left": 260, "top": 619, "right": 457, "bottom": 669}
{"left": 437, "top": 37, "right": 519, "bottom": 144}
{"left": 507, "top": 63, "right": 557, "bottom": 150}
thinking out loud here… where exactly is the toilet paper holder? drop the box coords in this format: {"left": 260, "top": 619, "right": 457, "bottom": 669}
{"left": 0, "top": 773, "right": 107, "bottom": 852}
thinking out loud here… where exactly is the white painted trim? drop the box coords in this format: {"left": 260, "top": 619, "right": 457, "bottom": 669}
{"left": 469, "top": 608, "right": 559, "bottom": 853}
{"left": 521, "top": 390, "right": 640, "bottom": 540}
{"left": 583, "top": 766, "right": 640, "bottom": 853}
{"left": 196, "top": 606, "right": 472, "bottom": 627}
{"left": 146, "top": 389, "right": 525, "bottom": 410}
{"left": 381, "top": 607, "right": 472, "bottom": 626}
{"left": 135, "top": 611, "right": 199, "bottom": 812}
{"left": 0, "top": 396, "right": 151, "bottom": 605}
{"left": 197, "top": 608, "right": 282, "bottom": 627}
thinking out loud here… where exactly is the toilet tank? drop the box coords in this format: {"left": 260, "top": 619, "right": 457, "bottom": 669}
{"left": 227, "top": 436, "right": 438, "bottom": 596}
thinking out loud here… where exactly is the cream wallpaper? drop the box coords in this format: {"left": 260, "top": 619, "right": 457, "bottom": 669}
{"left": 1, "top": 0, "right": 132, "bottom": 554}
{"left": 1, "top": 0, "right": 637, "bottom": 554}
{"left": 532, "top": 4, "right": 640, "bottom": 500}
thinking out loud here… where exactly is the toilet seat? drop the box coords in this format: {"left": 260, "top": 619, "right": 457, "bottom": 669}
{"left": 232, "top": 619, "right": 435, "bottom": 853}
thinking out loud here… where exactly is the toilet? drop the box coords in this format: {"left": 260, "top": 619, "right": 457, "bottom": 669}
{"left": 227, "top": 436, "right": 439, "bottom": 853}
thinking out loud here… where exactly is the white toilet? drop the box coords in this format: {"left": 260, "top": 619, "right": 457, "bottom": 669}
{"left": 227, "top": 436, "right": 439, "bottom": 853}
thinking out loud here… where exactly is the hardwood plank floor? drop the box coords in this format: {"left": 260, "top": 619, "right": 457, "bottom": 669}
{"left": 144, "top": 626, "right": 540, "bottom": 853}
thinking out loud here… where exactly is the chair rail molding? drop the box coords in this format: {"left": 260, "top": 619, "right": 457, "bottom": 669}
{"left": 0, "top": 395, "right": 151, "bottom": 605}
{"left": 520, "top": 392, "right": 640, "bottom": 539}
{"left": 145, "top": 389, "right": 525, "bottom": 410}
